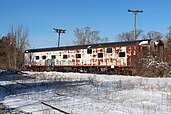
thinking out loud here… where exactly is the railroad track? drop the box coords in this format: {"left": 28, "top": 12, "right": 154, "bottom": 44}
{"left": 0, "top": 80, "right": 71, "bottom": 114}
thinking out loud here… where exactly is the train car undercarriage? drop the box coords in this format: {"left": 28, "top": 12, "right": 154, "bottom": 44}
{"left": 25, "top": 65, "right": 133, "bottom": 75}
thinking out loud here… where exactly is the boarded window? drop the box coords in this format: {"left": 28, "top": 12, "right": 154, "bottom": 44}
{"left": 107, "top": 47, "right": 112, "bottom": 53}
{"left": 76, "top": 54, "right": 81, "bottom": 58}
{"left": 98, "top": 53, "right": 103, "bottom": 58}
{"left": 87, "top": 49, "right": 92, "bottom": 54}
{"left": 42, "top": 55, "right": 46, "bottom": 60}
{"left": 36, "top": 56, "right": 39, "bottom": 60}
{"left": 63, "top": 55, "right": 68, "bottom": 59}
{"left": 51, "top": 55, "right": 56, "bottom": 59}
{"left": 119, "top": 52, "right": 125, "bottom": 57}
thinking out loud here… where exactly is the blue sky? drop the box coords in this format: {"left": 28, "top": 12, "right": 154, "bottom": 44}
{"left": 0, "top": 0, "right": 171, "bottom": 48}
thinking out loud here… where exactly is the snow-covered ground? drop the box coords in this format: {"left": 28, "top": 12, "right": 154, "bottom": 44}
{"left": 1, "top": 71, "right": 171, "bottom": 114}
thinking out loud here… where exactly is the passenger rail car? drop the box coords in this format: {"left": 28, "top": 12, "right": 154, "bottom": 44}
{"left": 24, "top": 39, "right": 161, "bottom": 75}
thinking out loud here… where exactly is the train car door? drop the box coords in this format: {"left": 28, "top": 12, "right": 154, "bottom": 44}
{"left": 86, "top": 48, "right": 92, "bottom": 65}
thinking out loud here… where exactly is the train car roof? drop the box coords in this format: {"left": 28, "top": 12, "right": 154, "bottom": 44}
{"left": 25, "top": 39, "right": 151, "bottom": 53}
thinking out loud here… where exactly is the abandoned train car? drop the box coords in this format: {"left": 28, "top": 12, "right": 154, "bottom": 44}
{"left": 24, "top": 39, "right": 161, "bottom": 75}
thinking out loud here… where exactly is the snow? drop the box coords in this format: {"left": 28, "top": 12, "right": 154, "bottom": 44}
{"left": 1, "top": 71, "right": 171, "bottom": 113}
{"left": 139, "top": 41, "right": 149, "bottom": 45}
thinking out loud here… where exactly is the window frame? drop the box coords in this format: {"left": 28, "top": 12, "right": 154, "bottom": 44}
{"left": 98, "top": 53, "right": 103, "bottom": 58}
{"left": 119, "top": 52, "right": 126, "bottom": 57}
{"left": 87, "top": 49, "right": 92, "bottom": 54}
{"left": 63, "top": 54, "right": 68, "bottom": 59}
{"left": 106, "top": 47, "right": 112, "bottom": 53}
{"left": 42, "top": 55, "right": 46, "bottom": 60}
{"left": 51, "top": 55, "right": 56, "bottom": 59}
{"left": 35, "top": 56, "right": 39, "bottom": 60}
{"left": 76, "top": 54, "right": 81, "bottom": 58}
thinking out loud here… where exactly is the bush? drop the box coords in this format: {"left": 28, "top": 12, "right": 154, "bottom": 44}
{"left": 132, "top": 55, "right": 170, "bottom": 77}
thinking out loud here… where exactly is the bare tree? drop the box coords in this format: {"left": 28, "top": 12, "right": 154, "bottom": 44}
{"left": 117, "top": 29, "right": 143, "bottom": 41}
{"left": 0, "top": 25, "right": 29, "bottom": 70}
{"left": 0, "top": 36, "right": 8, "bottom": 69}
{"left": 165, "top": 26, "right": 171, "bottom": 65}
{"left": 101, "top": 37, "right": 108, "bottom": 43}
{"left": 73, "top": 26, "right": 108, "bottom": 45}
{"left": 166, "top": 26, "right": 171, "bottom": 41}
{"left": 143, "top": 31, "right": 163, "bottom": 40}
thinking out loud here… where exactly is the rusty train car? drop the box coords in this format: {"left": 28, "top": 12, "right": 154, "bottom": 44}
{"left": 24, "top": 39, "right": 159, "bottom": 75}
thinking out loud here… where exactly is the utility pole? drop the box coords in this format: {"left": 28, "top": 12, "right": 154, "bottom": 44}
{"left": 53, "top": 28, "right": 66, "bottom": 47}
{"left": 128, "top": 9, "right": 143, "bottom": 40}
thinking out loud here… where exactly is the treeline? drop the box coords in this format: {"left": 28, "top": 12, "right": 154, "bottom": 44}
{"left": 0, "top": 25, "right": 29, "bottom": 70}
